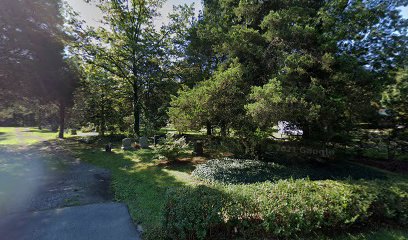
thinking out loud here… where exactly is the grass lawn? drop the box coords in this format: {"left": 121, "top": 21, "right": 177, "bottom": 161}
{"left": 0, "top": 127, "right": 72, "bottom": 145}
{"left": 0, "top": 127, "right": 19, "bottom": 145}
{"left": 62, "top": 139, "right": 201, "bottom": 239}
{"left": 60, "top": 138, "right": 408, "bottom": 240}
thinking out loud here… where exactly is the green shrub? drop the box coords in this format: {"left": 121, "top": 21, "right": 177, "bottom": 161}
{"left": 80, "top": 123, "right": 95, "bottom": 133}
{"left": 370, "top": 181, "right": 408, "bottom": 225}
{"left": 192, "top": 158, "right": 291, "bottom": 183}
{"left": 192, "top": 158, "right": 386, "bottom": 184}
{"left": 155, "top": 133, "right": 189, "bottom": 161}
{"left": 164, "top": 186, "right": 228, "bottom": 240}
{"left": 163, "top": 179, "right": 408, "bottom": 240}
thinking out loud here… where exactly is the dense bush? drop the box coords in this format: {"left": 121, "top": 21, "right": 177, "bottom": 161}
{"left": 155, "top": 133, "right": 189, "bottom": 161}
{"left": 80, "top": 123, "right": 95, "bottom": 133}
{"left": 192, "top": 158, "right": 386, "bottom": 184}
{"left": 164, "top": 179, "right": 408, "bottom": 240}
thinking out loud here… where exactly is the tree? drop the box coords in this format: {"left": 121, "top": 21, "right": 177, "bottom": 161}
{"left": 245, "top": 0, "right": 408, "bottom": 139}
{"left": 382, "top": 67, "right": 408, "bottom": 124}
{"left": 71, "top": 63, "right": 128, "bottom": 135}
{"left": 68, "top": 0, "right": 193, "bottom": 137}
{"left": 169, "top": 60, "right": 247, "bottom": 136}
{"left": 168, "top": 0, "right": 408, "bottom": 142}
{"left": 0, "top": 0, "right": 79, "bottom": 137}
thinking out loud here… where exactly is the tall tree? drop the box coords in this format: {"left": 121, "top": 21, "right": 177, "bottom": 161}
{"left": 169, "top": 60, "right": 247, "bottom": 135}
{"left": 68, "top": 0, "right": 193, "bottom": 137}
{"left": 0, "top": 0, "right": 79, "bottom": 136}
{"left": 170, "top": 0, "right": 408, "bottom": 140}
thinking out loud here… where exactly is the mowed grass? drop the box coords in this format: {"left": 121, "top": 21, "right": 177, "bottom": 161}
{"left": 0, "top": 127, "right": 19, "bottom": 145}
{"left": 61, "top": 139, "right": 407, "bottom": 240}
{"left": 0, "top": 127, "right": 60, "bottom": 145}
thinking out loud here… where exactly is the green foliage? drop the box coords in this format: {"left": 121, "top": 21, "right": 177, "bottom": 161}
{"left": 164, "top": 186, "right": 228, "bottom": 240}
{"left": 80, "top": 123, "right": 95, "bottom": 133}
{"left": 68, "top": 0, "right": 193, "bottom": 136}
{"left": 154, "top": 133, "right": 189, "bottom": 161}
{"left": 164, "top": 179, "right": 408, "bottom": 240}
{"left": 169, "top": 60, "right": 247, "bottom": 135}
{"left": 169, "top": 0, "right": 408, "bottom": 140}
{"left": 192, "top": 158, "right": 387, "bottom": 184}
{"left": 71, "top": 64, "right": 126, "bottom": 135}
{"left": 333, "top": 228, "right": 408, "bottom": 240}
{"left": 382, "top": 67, "right": 408, "bottom": 123}
{"left": 62, "top": 138, "right": 407, "bottom": 240}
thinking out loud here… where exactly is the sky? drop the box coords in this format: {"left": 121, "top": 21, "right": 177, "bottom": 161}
{"left": 64, "top": 0, "right": 202, "bottom": 28}
{"left": 401, "top": 6, "right": 408, "bottom": 19}
{"left": 64, "top": 1, "right": 408, "bottom": 28}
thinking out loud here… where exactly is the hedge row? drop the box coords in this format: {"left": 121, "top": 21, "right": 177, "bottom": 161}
{"left": 191, "top": 158, "right": 386, "bottom": 184}
{"left": 163, "top": 179, "right": 408, "bottom": 239}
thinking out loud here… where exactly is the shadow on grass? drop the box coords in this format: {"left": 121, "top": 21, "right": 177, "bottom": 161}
{"left": 57, "top": 138, "right": 196, "bottom": 238}
{"left": 0, "top": 133, "right": 9, "bottom": 142}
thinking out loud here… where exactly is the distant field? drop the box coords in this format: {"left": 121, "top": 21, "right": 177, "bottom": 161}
{"left": 0, "top": 127, "right": 58, "bottom": 145}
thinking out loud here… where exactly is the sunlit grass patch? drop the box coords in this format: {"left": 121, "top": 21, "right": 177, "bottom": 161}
{"left": 62, "top": 140, "right": 201, "bottom": 239}
{"left": 0, "top": 127, "right": 61, "bottom": 145}
{"left": 0, "top": 127, "right": 19, "bottom": 145}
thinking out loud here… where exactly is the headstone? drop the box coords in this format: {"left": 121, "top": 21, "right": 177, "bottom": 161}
{"left": 153, "top": 135, "right": 165, "bottom": 146}
{"left": 193, "top": 141, "right": 204, "bottom": 156}
{"left": 121, "top": 138, "right": 133, "bottom": 150}
{"left": 139, "top": 136, "right": 149, "bottom": 149}
{"left": 105, "top": 143, "right": 112, "bottom": 152}
{"left": 51, "top": 125, "right": 58, "bottom": 132}
{"left": 154, "top": 135, "right": 159, "bottom": 146}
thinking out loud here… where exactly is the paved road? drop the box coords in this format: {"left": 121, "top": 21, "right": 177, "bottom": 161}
{"left": 0, "top": 129, "right": 140, "bottom": 240}
{"left": 0, "top": 203, "right": 139, "bottom": 240}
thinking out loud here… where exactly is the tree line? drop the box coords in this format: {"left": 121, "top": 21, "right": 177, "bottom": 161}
{"left": 1, "top": 0, "right": 407, "bottom": 142}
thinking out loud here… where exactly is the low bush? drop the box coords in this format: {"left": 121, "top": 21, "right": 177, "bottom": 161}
{"left": 80, "top": 123, "right": 95, "bottom": 133}
{"left": 163, "top": 179, "right": 408, "bottom": 240}
{"left": 192, "top": 158, "right": 290, "bottom": 183}
{"left": 369, "top": 181, "right": 408, "bottom": 225}
{"left": 192, "top": 158, "right": 386, "bottom": 184}
{"left": 155, "top": 133, "right": 189, "bottom": 161}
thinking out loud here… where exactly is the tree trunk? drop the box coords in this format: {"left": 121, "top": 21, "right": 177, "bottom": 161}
{"left": 220, "top": 123, "right": 227, "bottom": 137}
{"left": 100, "top": 97, "right": 106, "bottom": 137}
{"left": 133, "top": 79, "right": 140, "bottom": 137}
{"left": 37, "top": 106, "right": 42, "bottom": 130}
{"left": 206, "top": 122, "right": 212, "bottom": 136}
{"left": 302, "top": 123, "right": 311, "bottom": 140}
{"left": 58, "top": 102, "right": 65, "bottom": 139}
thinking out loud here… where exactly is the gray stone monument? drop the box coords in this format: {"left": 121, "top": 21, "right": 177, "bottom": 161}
{"left": 121, "top": 138, "right": 133, "bottom": 150}
{"left": 139, "top": 136, "right": 149, "bottom": 149}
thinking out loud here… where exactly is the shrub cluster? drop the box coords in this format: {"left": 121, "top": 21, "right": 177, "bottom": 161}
{"left": 163, "top": 179, "right": 408, "bottom": 240}
{"left": 155, "top": 133, "right": 189, "bottom": 161}
{"left": 192, "top": 158, "right": 386, "bottom": 184}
